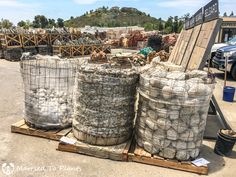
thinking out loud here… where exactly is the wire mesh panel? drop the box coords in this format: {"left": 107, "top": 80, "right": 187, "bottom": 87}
{"left": 20, "top": 55, "right": 77, "bottom": 129}
{"left": 73, "top": 62, "right": 139, "bottom": 145}
{"left": 135, "top": 61, "right": 215, "bottom": 161}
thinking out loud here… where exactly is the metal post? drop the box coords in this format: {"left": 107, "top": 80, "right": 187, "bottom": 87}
{"left": 224, "top": 52, "right": 229, "bottom": 87}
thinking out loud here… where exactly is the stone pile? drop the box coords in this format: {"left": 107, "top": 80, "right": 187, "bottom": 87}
{"left": 37, "top": 46, "right": 52, "bottom": 55}
{"left": 20, "top": 55, "right": 77, "bottom": 129}
{"left": 135, "top": 61, "right": 215, "bottom": 160}
{"left": 73, "top": 62, "right": 139, "bottom": 145}
{"left": 4, "top": 48, "right": 23, "bottom": 61}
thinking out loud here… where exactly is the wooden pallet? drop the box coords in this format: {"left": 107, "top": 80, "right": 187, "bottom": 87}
{"left": 128, "top": 142, "right": 208, "bottom": 175}
{"left": 57, "top": 132, "right": 132, "bottom": 161}
{"left": 11, "top": 119, "right": 72, "bottom": 141}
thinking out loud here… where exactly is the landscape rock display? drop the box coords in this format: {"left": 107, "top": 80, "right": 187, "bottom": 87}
{"left": 135, "top": 61, "right": 215, "bottom": 160}
{"left": 20, "top": 55, "right": 77, "bottom": 129}
{"left": 37, "top": 46, "right": 52, "bottom": 55}
{"left": 4, "top": 48, "right": 23, "bottom": 61}
{"left": 73, "top": 61, "right": 139, "bottom": 145}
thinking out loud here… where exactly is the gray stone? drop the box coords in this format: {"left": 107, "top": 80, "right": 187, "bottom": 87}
{"left": 167, "top": 128, "right": 178, "bottom": 140}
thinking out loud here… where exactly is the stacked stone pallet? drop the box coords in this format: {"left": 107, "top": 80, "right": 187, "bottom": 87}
{"left": 0, "top": 48, "right": 4, "bottom": 59}
{"left": 73, "top": 62, "right": 138, "bottom": 145}
{"left": 4, "top": 48, "right": 23, "bottom": 61}
{"left": 135, "top": 61, "right": 215, "bottom": 161}
{"left": 37, "top": 46, "right": 52, "bottom": 55}
{"left": 20, "top": 55, "right": 77, "bottom": 129}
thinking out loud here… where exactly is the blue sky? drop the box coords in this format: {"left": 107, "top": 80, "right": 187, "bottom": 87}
{"left": 0, "top": 0, "right": 235, "bottom": 24}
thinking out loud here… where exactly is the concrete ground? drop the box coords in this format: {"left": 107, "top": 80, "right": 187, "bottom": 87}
{"left": 210, "top": 68, "right": 236, "bottom": 130}
{"left": 0, "top": 59, "right": 236, "bottom": 177}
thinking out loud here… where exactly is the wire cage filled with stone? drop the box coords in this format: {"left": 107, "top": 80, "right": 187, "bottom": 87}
{"left": 135, "top": 62, "right": 216, "bottom": 161}
{"left": 20, "top": 55, "right": 77, "bottom": 129}
{"left": 73, "top": 60, "right": 139, "bottom": 146}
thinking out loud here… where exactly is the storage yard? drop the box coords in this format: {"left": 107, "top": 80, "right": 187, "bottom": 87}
{"left": 0, "top": 59, "right": 235, "bottom": 177}
{"left": 1, "top": 0, "right": 236, "bottom": 177}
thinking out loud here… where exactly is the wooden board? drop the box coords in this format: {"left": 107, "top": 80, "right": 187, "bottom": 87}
{"left": 168, "top": 19, "right": 222, "bottom": 71}
{"left": 181, "top": 24, "right": 202, "bottom": 68}
{"left": 186, "top": 19, "right": 222, "bottom": 70}
{"left": 169, "top": 29, "right": 193, "bottom": 65}
{"left": 57, "top": 132, "right": 132, "bottom": 161}
{"left": 11, "top": 119, "right": 72, "bottom": 141}
{"left": 128, "top": 142, "right": 208, "bottom": 175}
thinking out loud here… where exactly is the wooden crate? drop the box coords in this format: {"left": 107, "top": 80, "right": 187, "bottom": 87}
{"left": 92, "top": 45, "right": 103, "bottom": 53}
{"left": 70, "top": 33, "right": 81, "bottom": 40}
{"left": 0, "top": 33, "right": 22, "bottom": 48}
{"left": 61, "top": 34, "right": 71, "bottom": 42}
{"left": 84, "top": 45, "right": 93, "bottom": 55}
{"left": 11, "top": 119, "right": 71, "bottom": 141}
{"left": 21, "top": 34, "right": 36, "bottom": 48}
{"left": 128, "top": 141, "right": 208, "bottom": 175}
{"left": 52, "top": 45, "right": 71, "bottom": 57}
{"left": 36, "top": 34, "right": 50, "bottom": 46}
{"left": 71, "top": 45, "right": 83, "bottom": 56}
{"left": 49, "top": 33, "right": 62, "bottom": 45}
{"left": 57, "top": 132, "right": 132, "bottom": 161}
{"left": 102, "top": 44, "right": 111, "bottom": 53}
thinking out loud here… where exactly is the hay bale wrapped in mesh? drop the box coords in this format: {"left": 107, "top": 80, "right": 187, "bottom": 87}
{"left": 20, "top": 54, "right": 77, "bottom": 129}
{"left": 135, "top": 62, "right": 215, "bottom": 161}
{"left": 73, "top": 61, "right": 139, "bottom": 145}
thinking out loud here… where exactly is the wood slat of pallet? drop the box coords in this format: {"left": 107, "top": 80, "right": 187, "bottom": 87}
{"left": 11, "top": 119, "right": 72, "bottom": 141}
{"left": 130, "top": 144, "right": 208, "bottom": 175}
{"left": 11, "top": 119, "right": 25, "bottom": 127}
{"left": 58, "top": 132, "right": 131, "bottom": 161}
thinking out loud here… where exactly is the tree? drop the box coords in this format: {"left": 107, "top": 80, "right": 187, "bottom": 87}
{"left": 164, "top": 16, "right": 174, "bottom": 34}
{"left": 223, "top": 12, "right": 228, "bottom": 17}
{"left": 48, "top": 18, "right": 56, "bottom": 28}
{"left": 230, "top": 11, "right": 234, "bottom": 17}
{"left": 158, "top": 18, "right": 164, "bottom": 31}
{"left": 0, "top": 19, "right": 13, "bottom": 28}
{"left": 17, "top": 20, "right": 26, "bottom": 27}
{"left": 57, "top": 18, "right": 64, "bottom": 28}
{"left": 32, "top": 15, "right": 48, "bottom": 28}
{"left": 144, "top": 22, "right": 154, "bottom": 31}
{"left": 173, "top": 16, "right": 179, "bottom": 33}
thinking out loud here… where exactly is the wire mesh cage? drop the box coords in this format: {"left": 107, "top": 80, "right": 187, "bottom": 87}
{"left": 73, "top": 60, "right": 139, "bottom": 146}
{"left": 20, "top": 55, "right": 77, "bottom": 129}
{"left": 135, "top": 61, "right": 216, "bottom": 161}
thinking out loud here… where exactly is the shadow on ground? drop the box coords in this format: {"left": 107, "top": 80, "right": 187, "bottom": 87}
{"left": 201, "top": 142, "right": 225, "bottom": 174}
